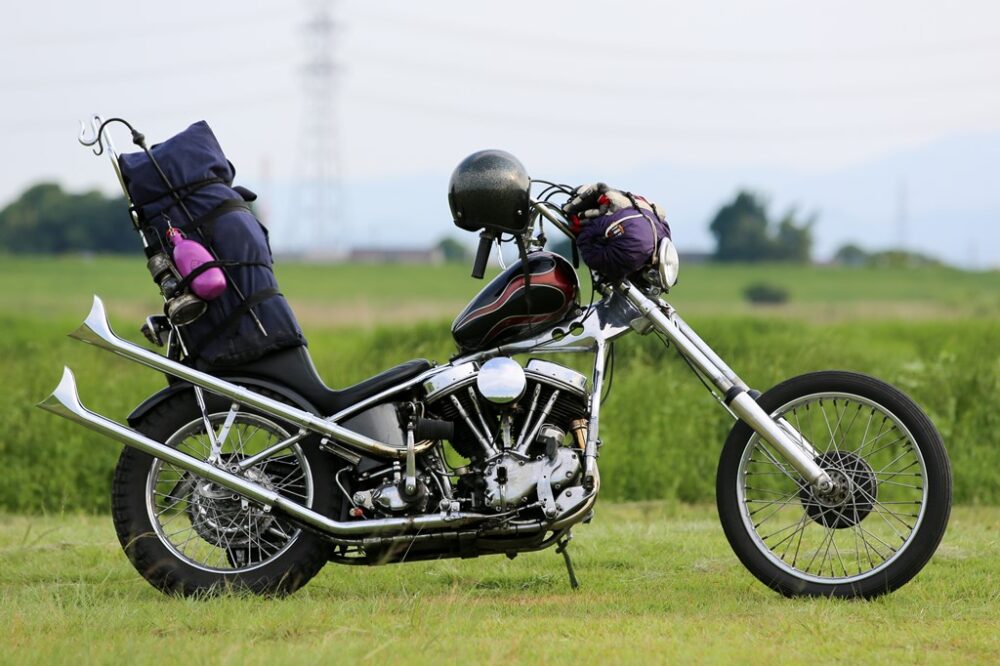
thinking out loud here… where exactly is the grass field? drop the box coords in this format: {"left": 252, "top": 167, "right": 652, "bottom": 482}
{"left": 1, "top": 257, "right": 998, "bottom": 663}
{"left": 2, "top": 503, "right": 998, "bottom": 664}
{"left": 2, "top": 255, "right": 997, "bottom": 326}
{"left": 2, "top": 257, "right": 998, "bottom": 511}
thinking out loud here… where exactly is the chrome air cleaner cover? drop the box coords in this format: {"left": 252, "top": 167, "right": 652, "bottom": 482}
{"left": 476, "top": 357, "right": 527, "bottom": 404}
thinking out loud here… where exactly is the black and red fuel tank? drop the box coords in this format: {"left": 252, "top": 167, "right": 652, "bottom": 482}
{"left": 452, "top": 251, "right": 579, "bottom": 352}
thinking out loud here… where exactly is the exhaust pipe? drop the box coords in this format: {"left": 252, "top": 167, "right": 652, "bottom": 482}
{"left": 70, "top": 296, "right": 410, "bottom": 459}
{"left": 37, "top": 367, "right": 495, "bottom": 538}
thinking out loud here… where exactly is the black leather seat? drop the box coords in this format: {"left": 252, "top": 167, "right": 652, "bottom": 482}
{"left": 197, "top": 346, "right": 433, "bottom": 416}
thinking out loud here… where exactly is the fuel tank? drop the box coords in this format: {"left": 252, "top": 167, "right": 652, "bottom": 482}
{"left": 452, "top": 251, "right": 579, "bottom": 352}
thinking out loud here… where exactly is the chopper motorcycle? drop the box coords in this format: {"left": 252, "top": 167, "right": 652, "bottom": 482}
{"left": 38, "top": 117, "right": 951, "bottom": 598}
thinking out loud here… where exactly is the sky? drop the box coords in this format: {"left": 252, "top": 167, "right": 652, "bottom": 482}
{"left": 2, "top": 1, "right": 999, "bottom": 265}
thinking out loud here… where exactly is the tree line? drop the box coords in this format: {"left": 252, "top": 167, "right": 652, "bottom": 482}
{"left": 0, "top": 183, "right": 134, "bottom": 253}
{"left": 5, "top": 181, "right": 921, "bottom": 265}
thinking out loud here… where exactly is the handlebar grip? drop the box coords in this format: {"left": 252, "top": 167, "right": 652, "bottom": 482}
{"left": 471, "top": 232, "right": 494, "bottom": 279}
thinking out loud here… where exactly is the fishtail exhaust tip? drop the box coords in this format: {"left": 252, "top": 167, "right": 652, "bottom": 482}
{"left": 36, "top": 366, "right": 84, "bottom": 416}
{"left": 68, "top": 295, "right": 118, "bottom": 349}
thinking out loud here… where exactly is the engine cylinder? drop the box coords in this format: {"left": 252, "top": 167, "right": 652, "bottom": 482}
{"left": 424, "top": 359, "right": 588, "bottom": 460}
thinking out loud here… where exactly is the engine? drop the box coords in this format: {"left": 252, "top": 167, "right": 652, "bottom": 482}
{"left": 423, "top": 358, "right": 590, "bottom": 516}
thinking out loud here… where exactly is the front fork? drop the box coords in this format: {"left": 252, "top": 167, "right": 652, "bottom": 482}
{"left": 620, "top": 283, "right": 835, "bottom": 494}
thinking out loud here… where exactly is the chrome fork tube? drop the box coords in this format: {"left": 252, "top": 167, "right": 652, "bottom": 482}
{"left": 671, "top": 313, "right": 748, "bottom": 391}
{"left": 582, "top": 341, "right": 607, "bottom": 490}
{"left": 619, "top": 283, "right": 833, "bottom": 491}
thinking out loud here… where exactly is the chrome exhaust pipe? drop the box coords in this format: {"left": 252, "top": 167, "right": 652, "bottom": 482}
{"left": 37, "top": 367, "right": 496, "bottom": 538}
{"left": 70, "top": 296, "right": 406, "bottom": 458}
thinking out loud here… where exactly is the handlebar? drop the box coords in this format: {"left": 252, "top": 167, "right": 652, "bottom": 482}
{"left": 471, "top": 231, "right": 495, "bottom": 279}
{"left": 469, "top": 199, "right": 575, "bottom": 279}
{"left": 528, "top": 197, "right": 576, "bottom": 239}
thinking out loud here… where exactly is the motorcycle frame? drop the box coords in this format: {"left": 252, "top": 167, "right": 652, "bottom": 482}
{"left": 38, "top": 177, "right": 835, "bottom": 548}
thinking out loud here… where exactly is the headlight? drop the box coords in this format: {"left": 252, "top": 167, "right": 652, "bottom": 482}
{"left": 656, "top": 238, "right": 680, "bottom": 289}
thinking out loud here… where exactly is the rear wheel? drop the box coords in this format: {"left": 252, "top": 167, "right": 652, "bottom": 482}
{"left": 716, "top": 371, "right": 951, "bottom": 598}
{"left": 112, "top": 390, "right": 341, "bottom": 596}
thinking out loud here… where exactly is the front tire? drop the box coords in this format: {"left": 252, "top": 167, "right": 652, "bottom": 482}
{"left": 112, "top": 389, "right": 341, "bottom": 596}
{"left": 716, "top": 371, "right": 951, "bottom": 598}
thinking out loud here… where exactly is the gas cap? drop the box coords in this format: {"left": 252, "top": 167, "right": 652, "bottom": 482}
{"left": 476, "top": 357, "right": 526, "bottom": 405}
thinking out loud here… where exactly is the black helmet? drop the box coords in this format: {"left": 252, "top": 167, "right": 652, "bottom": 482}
{"left": 448, "top": 150, "right": 530, "bottom": 234}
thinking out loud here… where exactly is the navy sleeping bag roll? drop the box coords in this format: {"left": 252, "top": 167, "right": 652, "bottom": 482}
{"left": 118, "top": 121, "right": 306, "bottom": 365}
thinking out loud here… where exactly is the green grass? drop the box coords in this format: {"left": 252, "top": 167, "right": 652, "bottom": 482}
{"left": 2, "top": 258, "right": 997, "bottom": 662}
{"left": 2, "top": 257, "right": 998, "bottom": 511}
{"left": 2, "top": 504, "right": 998, "bottom": 664}
{"left": 2, "top": 256, "right": 997, "bottom": 326}
{"left": 4, "top": 315, "right": 999, "bottom": 510}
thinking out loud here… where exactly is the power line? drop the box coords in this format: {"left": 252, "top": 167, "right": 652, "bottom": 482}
{"left": 0, "top": 9, "right": 291, "bottom": 49}
{"left": 351, "top": 11, "right": 1000, "bottom": 64}
{"left": 12, "top": 82, "right": 1000, "bottom": 144}
{"left": 8, "top": 40, "right": 998, "bottom": 106}
{"left": 1, "top": 54, "right": 294, "bottom": 92}
{"left": 343, "top": 88, "right": 1000, "bottom": 142}
{"left": 11, "top": 88, "right": 297, "bottom": 136}
{"left": 345, "top": 50, "right": 1000, "bottom": 103}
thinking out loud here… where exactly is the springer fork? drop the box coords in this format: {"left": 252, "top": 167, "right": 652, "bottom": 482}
{"left": 620, "top": 282, "right": 836, "bottom": 495}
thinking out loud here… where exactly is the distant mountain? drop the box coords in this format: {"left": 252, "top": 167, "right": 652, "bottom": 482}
{"left": 261, "top": 132, "right": 999, "bottom": 269}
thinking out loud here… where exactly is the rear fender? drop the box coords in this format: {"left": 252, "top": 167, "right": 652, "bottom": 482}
{"left": 126, "top": 376, "right": 322, "bottom": 428}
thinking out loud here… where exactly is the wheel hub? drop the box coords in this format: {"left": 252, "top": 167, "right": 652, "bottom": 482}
{"left": 187, "top": 467, "right": 275, "bottom": 548}
{"left": 799, "top": 451, "right": 877, "bottom": 529}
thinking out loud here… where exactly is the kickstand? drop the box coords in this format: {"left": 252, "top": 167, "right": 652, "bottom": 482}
{"left": 556, "top": 533, "right": 579, "bottom": 590}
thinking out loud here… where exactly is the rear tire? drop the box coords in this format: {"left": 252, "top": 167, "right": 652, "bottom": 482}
{"left": 112, "top": 389, "right": 341, "bottom": 597}
{"left": 716, "top": 371, "right": 951, "bottom": 598}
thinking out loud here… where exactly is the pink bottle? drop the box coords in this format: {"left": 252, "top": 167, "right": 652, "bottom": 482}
{"left": 167, "top": 228, "right": 227, "bottom": 301}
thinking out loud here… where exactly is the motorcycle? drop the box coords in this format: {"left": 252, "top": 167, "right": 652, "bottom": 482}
{"left": 38, "top": 118, "right": 952, "bottom": 598}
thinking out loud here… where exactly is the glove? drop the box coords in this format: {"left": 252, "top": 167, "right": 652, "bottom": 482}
{"left": 562, "top": 183, "right": 667, "bottom": 233}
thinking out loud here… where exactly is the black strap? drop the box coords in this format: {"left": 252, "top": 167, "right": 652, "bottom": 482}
{"left": 142, "top": 199, "right": 253, "bottom": 255}
{"left": 185, "top": 287, "right": 282, "bottom": 360}
{"left": 174, "top": 259, "right": 270, "bottom": 294}
{"left": 624, "top": 191, "right": 660, "bottom": 265}
{"left": 131, "top": 176, "right": 228, "bottom": 211}
{"left": 179, "top": 199, "right": 252, "bottom": 238}
{"left": 515, "top": 235, "right": 533, "bottom": 322}
{"left": 209, "top": 286, "right": 281, "bottom": 339}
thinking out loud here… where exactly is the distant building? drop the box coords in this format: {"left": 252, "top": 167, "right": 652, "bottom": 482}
{"left": 347, "top": 247, "right": 445, "bottom": 264}
{"left": 678, "top": 250, "right": 712, "bottom": 264}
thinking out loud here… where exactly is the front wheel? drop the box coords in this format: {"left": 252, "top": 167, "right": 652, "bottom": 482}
{"left": 716, "top": 371, "right": 951, "bottom": 598}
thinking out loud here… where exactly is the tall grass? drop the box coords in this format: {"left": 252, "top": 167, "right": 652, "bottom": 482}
{"left": 5, "top": 308, "right": 997, "bottom": 512}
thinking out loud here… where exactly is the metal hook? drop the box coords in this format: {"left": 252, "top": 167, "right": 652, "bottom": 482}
{"left": 78, "top": 114, "right": 105, "bottom": 155}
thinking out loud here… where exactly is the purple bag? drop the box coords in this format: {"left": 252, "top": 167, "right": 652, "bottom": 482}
{"left": 577, "top": 207, "right": 671, "bottom": 280}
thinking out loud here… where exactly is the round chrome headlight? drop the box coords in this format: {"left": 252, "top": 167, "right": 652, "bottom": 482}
{"left": 656, "top": 238, "right": 680, "bottom": 289}
{"left": 476, "top": 357, "right": 526, "bottom": 405}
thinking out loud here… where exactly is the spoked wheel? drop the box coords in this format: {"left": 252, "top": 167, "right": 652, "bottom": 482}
{"left": 148, "top": 412, "right": 308, "bottom": 571}
{"left": 112, "top": 390, "right": 341, "bottom": 596}
{"left": 716, "top": 371, "right": 951, "bottom": 598}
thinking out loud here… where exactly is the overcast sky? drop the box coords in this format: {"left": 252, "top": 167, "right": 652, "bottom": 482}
{"left": 3, "top": 1, "right": 998, "bottom": 261}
